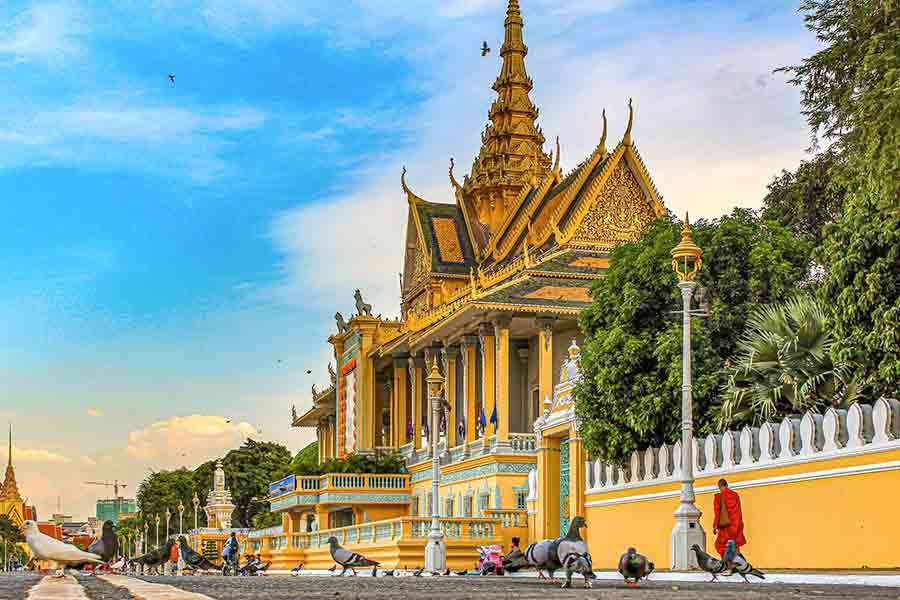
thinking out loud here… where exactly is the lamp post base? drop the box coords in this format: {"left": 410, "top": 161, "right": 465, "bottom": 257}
{"left": 670, "top": 502, "right": 706, "bottom": 570}
{"left": 424, "top": 531, "right": 446, "bottom": 573}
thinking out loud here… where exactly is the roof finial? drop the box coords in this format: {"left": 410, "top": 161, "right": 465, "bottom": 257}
{"left": 7, "top": 424, "right": 11, "bottom": 468}
{"left": 623, "top": 98, "right": 634, "bottom": 146}
{"left": 553, "top": 136, "right": 561, "bottom": 173}
{"left": 401, "top": 166, "right": 425, "bottom": 205}
{"left": 449, "top": 158, "right": 463, "bottom": 193}
{"left": 599, "top": 108, "right": 608, "bottom": 155}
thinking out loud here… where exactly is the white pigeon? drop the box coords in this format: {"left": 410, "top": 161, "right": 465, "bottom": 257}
{"left": 21, "top": 520, "right": 103, "bottom": 577}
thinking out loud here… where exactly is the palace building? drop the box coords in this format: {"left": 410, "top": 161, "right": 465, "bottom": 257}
{"left": 261, "top": 0, "right": 663, "bottom": 567}
{"left": 259, "top": 0, "right": 900, "bottom": 572}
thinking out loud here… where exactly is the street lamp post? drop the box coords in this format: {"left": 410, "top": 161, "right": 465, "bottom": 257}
{"left": 177, "top": 501, "right": 186, "bottom": 575}
{"left": 424, "top": 357, "right": 446, "bottom": 573}
{"left": 669, "top": 213, "right": 707, "bottom": 570}
{"left": 155, "top": 514, "right": 160, "bottom": 549}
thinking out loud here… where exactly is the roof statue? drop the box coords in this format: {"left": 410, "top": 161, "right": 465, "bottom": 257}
{"left": 328, "top": 361, "right": 336, "bottom": 384}
{"left": 354, "top": 289, "right": 372, "bottom": 316}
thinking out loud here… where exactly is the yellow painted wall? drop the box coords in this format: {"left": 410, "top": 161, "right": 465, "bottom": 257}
{"left": 584, "top": 447, "right": 900, "bottom": 569}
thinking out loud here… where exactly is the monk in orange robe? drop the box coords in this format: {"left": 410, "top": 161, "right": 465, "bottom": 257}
{"left": 713, "top": 478, "right": 746, "bottom": 557}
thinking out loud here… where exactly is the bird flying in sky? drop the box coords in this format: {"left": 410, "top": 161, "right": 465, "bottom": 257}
{"left": 168, "top": 74, "right": 176, "bottom": 84}
{"left": 481, "top": 41, "right": 491, "bottom": 56}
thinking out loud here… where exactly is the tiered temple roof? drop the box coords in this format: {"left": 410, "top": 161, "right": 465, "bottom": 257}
{"left": 397, "top": 0, "right": 664, "bottom": 342}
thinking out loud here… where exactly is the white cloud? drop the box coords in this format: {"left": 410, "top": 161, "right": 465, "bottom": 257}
{"left": 126, "top": 415, "right": 259, "bottom": 465}
{"left": 86, "top": 408, "right": 103, "bottom": 418}
{"left": 0, "top": 1, "right": 88, "bottom": 65}
{"left": 13, "top": 445, "right": 72, "bottom": 464}
{"left": 0, "top": 98, "right": 266, "bottom": 183}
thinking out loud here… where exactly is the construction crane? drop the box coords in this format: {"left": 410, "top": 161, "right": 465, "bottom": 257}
{"left": 84, "top": 480, "right": 128, "bottom": 498}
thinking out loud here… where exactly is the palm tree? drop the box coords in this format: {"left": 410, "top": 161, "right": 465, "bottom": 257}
{"left": 717, "top": 294, "right": 860, "bottom": 428}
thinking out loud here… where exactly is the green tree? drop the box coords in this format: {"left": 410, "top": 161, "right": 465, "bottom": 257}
{"left": 718, "top": 295, "right": 861, "bottom": 427}
{"left": 574, "top": 211, "right": 813, "bottom": 462}
{"left": 780, "top": 0, "right": 900, "bottom": 398}
{"left": 761, "top": 149, "right": 846, "bottom": 247}
{"left": 288, "top": 441, "right": 319, "bottom": 475}
{"left": 193, "top": 440, "right": 292, "bottom": 529}
{"left": 135, "top": 468, "right": 201, "bottom": 542}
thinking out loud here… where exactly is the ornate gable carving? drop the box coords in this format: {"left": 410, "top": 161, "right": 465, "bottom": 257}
{"left": 571, "top": 161, "right": 656, "bottom": 244}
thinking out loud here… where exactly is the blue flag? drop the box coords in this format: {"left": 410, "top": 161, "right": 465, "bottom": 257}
{"left": 479, "top": 407, "right": 487, "bottom": 431}
{"left": 490, "top": 403, "right": 498, "bottom": 430}
{"left": 423, "top": 418, "right": 430, "bottom": 439}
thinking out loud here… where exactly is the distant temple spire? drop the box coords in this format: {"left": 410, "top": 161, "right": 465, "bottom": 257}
{"left": 1, "top": 424, "right": 21, "bottom": 502}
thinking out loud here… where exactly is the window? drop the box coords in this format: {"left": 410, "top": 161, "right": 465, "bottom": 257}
{"left": 411, "top": 496, "right": 419, "bottom": 516}
{"left": 464, "top": 496, "right": 474, "bottom": 517}
{"left": 444, "top": 497, "right": 454, "bottom": 517}
{"left": 426, "top": 492, "right": 434, "bottom": 516}
{"left": 478, "top": 492, "right": 489, "bottom": 515}
{"left": 515, "top": 491, "right": 527, "bottom": 510}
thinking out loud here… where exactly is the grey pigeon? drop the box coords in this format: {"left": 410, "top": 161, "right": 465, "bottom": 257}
{"left": 327, "top": 536, "right": 379, "bottom": 576}
{"left": 88, "top": 520, "right": 119, "bottom": 563}
{"left": 382, "top": 569, "right": 395, "bottom": 577}
{"left": 723, "top": 540, "right": 764, "bottom": 581}
{"left": 561, "top": 552, "right": 594, "bottom": 589}
{"left": 617, "top": 547, "right": 654, "bottom": 587}
{"left": 291, "top": 562, "right": 304, "bottom": 576}
{"left": 523, "top": 538, "right": 562, "bottom": 581}
{"left": 691, "top": 544, "right": 726, "bottom": 582}
{"left": 412, "top": 566, "right": 424, "bottom": 577}
{"left": 557, "top": 517, "right": 593, "bottom": 589}
{"left": 132, "top": 538, "right": 176, "bottom": 575}
{"left": 178, "top": 536, "right": 217, "bottom": 572}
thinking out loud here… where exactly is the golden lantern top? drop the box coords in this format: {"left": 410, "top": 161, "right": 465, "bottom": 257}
{"left": 425, "top": 356, "right": 445, "bottom": 398}
{"left": 671, "top": 213, "right": 703, "bottom": 282}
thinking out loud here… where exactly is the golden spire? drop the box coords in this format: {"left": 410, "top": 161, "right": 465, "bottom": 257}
{"left": 1, "top": 423, "right": 21, "bottom": 502}
{"left": 464, "top": 0, "right": 551, "bottom": 237}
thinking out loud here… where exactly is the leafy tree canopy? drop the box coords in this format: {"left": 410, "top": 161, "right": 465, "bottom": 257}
{"left": 574, "top": 211, "right": 812, "bottom": 462}
{"left": 136, "top": 439, "right": 293, "bottom": 533}
{"left": 761, "top": 148, "right": 846, "bottom": 247}
{"left": 780, "top": 0, "right": 900, "bottom": 397}
{"left": 289, "top": 441, "right": 319, "bottom": 475}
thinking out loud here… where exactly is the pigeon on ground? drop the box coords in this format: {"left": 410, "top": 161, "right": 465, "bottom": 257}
{"left": 328, "top": 564, "right": 337, "bottom": 572}
{"left": 327, "top": 536, "right": 380, "bottom": 576}
{"left": 291, "top": 562, "right": 304, "bottom": 576}
{"left": 382, "top": 569, "right": 395, "bottom": 577}
{"left": 723, "top": 540, "right": 764, "bottom": 582}
{"left": 617, "top": 547, "right": 654, "bottom": 587}
{"left": 523, "top": 538, "right": 562, "bottom": 582}
{"left": 561, "top": 553, "right": 594, "bottom": 589}
{"left": 21, "top": 520, "right": 103, "bottom": 577}
{"left": 132, "top": 538, "right": 176, "bottom": 575}
{"left": 557, "top": 517, "right": 593, "bottom": 589}
{"left": 691, "top": 544, "right": 726, "bottom": 582}
{"left": 412, "top": 566, "right": 425, "bottom": 577}
{"left": 371, "top": 565, "right": 378, "bottom": 577}
{"left": 178, "top": 536, "right": 217, "bottom": 572}
{"left": 454, "top": 570, "right": 469, "bottom": 576}
{"left": 481, "top": 41, "right": 491, "bottom": 56}
{"left": 88, "top": 520, "right": 119, "bottom": 564}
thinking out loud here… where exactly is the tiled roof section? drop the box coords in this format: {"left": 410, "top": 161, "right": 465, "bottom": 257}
{"left": 477, "top": 276, "right": 594, "bottom": 309}
{"left": 432, "top": 217, "right": 465, "bottom": 263}
{"left": 417, "top": 202, "right": 475, "bottom": 274}
{"left": 531, "top": 249, "right": 611, "bottom": 276}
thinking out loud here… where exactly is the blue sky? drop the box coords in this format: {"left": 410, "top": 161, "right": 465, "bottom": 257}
{"left": 0, "top": 0, "right": 817, "bottom": 519}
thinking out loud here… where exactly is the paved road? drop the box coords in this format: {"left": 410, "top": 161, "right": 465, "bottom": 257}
{"left": 1, "top": 573, "right": 898, "bottom": 599}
